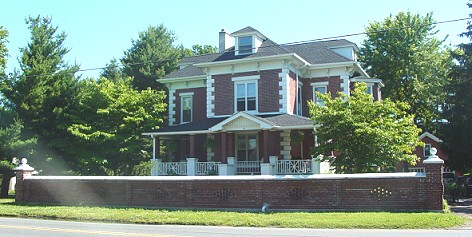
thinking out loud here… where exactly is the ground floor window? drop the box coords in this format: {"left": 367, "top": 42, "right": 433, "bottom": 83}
{"left": 236, "top": 133, "right": 258, "bottom": 161}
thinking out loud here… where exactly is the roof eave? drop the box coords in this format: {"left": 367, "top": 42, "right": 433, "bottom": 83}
{"left": 159, "top": 75, "right": 206, "bottom": 84}
{"left": 194, "top": 53, "right": 303, "bottom": 68}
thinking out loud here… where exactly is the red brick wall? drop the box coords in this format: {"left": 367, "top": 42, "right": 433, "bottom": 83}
{"left": 213, "top": 70, "right": 280, "bottom": 116}
{"left": 174, "top": 88, "right": 206, "bottom": 125}
{"left": 18, "top": 169, "right": 443, "bottom": 211}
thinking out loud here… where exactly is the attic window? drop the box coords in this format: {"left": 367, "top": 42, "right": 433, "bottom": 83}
{"left": 237, "top": 36, "right": 252, "bottom": 55}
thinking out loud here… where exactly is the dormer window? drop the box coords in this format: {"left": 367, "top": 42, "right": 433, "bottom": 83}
{"left": 237, "top": 36, "right": 253, "bottom": 55}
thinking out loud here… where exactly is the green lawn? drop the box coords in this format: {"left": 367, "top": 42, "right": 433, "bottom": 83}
{"left": 0, "top": 199, "right": 465, "bottom": 229}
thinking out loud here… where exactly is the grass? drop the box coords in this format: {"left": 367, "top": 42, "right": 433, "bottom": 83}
{"left": 0, "top": 199, "right": 466, "bottom": 229}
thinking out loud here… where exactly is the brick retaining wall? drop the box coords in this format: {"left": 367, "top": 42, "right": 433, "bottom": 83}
{"left": 16, "top": 170, "right": 443, "bottom": 211}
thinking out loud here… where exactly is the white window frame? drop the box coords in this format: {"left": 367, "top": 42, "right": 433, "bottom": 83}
{"left": 180, "top": 92, "right": 193, "bottom": 124}
{"left": 232, "top": 76, "right": 259, "bottom": 113}
{"left": 236, "top": 36, "right": 253, "bottom": 55}
{"left": 297, "top": 82, "right": 303, "bottom": 116}
{"left": 311, "top": 82, "right": 329, "bottom": 106}
{"left": 424, "top": 143, "right": 431, "bottom": 157}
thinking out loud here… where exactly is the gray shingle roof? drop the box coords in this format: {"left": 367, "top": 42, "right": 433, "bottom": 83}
{"left": 161, "top": 27, "right": 357, "bottom": 80}
{"left": 230, "top": 26, "right": 261, "bottom": 36}
{"left": 151, "top": 113, "right": 313, "bottom": 134}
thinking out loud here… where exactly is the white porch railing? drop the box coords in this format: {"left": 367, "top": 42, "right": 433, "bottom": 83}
{"left": 276, "top": 159, "right": 312, "bottom": 174}
{"left": 157, "top": 161, "right": 187, "bottom": 176}
{"left": 236, "top": 161, "right": 261, "bottom": 174}
{"left": 408, "top": 167, "right": 425, "bottom": 173}
{"left": 196, "top": 161, "right": 221, "bottom": 175}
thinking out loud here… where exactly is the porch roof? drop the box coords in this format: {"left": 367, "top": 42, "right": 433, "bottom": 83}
{"left": 142, "top": 113, "right": 314, "bottom": 136}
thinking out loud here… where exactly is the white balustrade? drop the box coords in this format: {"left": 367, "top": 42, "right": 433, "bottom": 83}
{"left": 196, "top": 161, "right": 221, "bottom": 175}
{"left": 157, "top": 161, "right": 187, "bottom": 176}
{"left": 236, "top": 161, "right": 261, "bottom": 174}
{"left": 276, "top": 159, "right": 312, "bottom": 174}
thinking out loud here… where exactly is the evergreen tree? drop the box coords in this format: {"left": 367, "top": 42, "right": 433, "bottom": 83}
{"left": 441, "top": 4, "right": 472, "bottom": 172}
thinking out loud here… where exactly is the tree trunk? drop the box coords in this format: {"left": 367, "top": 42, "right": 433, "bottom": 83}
{"left": 0, "top": 175, "right": 13, "bottom": 198}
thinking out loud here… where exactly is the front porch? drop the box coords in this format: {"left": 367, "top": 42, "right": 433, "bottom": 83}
{"left": 150, "top": 156, "right": 333, "bottom": 176}
{"left": 143, "top": 112, "right": 325, "bottom": 176}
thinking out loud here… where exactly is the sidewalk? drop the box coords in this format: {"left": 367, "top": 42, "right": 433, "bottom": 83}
{"left": 449, "top": 198, "right": 472, "bottom": 229}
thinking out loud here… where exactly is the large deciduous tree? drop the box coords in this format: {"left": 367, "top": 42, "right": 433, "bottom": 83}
{"left": 66, "top": 77, "right": 166, "bottom": 175}
{"left": 121, "top": 24, "right": 188, "bottom": 91}
{"left": 309, "top": 83, "right": 422, "bottom": 173}
{"left": 441, "top": 4, "right": 472, "bottom": 172}
{"left": 358, "top": 12, "right": 453, "bottom": 133}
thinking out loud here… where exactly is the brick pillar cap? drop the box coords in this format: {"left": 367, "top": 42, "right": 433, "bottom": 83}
{"left": 423, "top": 147, "right": 444, "bottom": 164}
{"left": 13, "top": 158, "right": 35, "bottom": 171}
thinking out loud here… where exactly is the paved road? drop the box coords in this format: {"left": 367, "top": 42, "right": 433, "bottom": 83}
{"left": 0, "top": 217, "right": 471, "bottom": 237}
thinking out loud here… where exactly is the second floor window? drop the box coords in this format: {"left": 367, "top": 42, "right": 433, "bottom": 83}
{"left": 313, "top": 86, "right": 327, "bottom": 106}
{"left": 236, "top": 82, "right": 257, "bottom": 112}
{"left": 180, "top": 94, "right": 193, "bottom": 123}
{"left": 238, "top": 36, "right": 252, "bottom": 55}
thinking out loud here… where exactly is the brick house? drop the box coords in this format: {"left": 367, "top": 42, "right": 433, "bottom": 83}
{"left": 143, "top": 26, "right": 383, "bottom": 175}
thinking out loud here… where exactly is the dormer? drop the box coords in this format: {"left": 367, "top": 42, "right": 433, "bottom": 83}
{"left": 329, "top": 43, "right": 360, "bottom": 61}
{"left": 230, "top": 26, "right": 267, "bottom": 56}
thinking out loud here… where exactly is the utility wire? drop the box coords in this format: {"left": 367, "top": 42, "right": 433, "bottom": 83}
{"left": 8, "top": 16, "right": 472, "bottom": 80}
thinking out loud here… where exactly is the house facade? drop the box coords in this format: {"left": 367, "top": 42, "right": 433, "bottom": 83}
{"left": 143, "top": 26, "right": 383, "bottom": 175}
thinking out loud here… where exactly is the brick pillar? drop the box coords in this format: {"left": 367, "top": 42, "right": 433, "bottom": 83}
{"left": 423, "top": 147, "right": 444, "bottom": 211}
{"left": 13, "top": 158, "right": 35, "bottom": 203}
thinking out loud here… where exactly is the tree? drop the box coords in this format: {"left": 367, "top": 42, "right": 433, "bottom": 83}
{"left": 100, "top": 58, "right": 123, "bottom": 81}
{"left": 66, "top": 77, "right": 166, "bottom": 175}
{"left": 441, "top": 4, "right": 472, "bottom": 172}
{"left": 1, "top": 16, "right": 79, "bottom": 135}
{"left": 191, "top": 44, "right": 218, "bottom": 55}
{"left": 309, "top": 83, "right": 422, "bottom": 173}
{"left": 0, "top": 119, "right": 36, "bottom": 197}
{"left": 358, "top": 12, "right": 453, "bottom": 133}
{"left": 0, "top": 26, "right": 7, "bottom": 73}
{"left": 121, "top": 24, "right": 188, "bottom": 91}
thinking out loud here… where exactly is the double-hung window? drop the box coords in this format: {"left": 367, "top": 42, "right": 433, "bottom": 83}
{"left": 233, "top": 76, "right": 259, "bottom": 113}
{"left": 311, "top": 82, "right": 328, "bottom": 106}
{"left": 180, "top": 93, "right": 193, "bottom": 124}
{"left": 237, "top": 36, "right": 253, "bottom": 55}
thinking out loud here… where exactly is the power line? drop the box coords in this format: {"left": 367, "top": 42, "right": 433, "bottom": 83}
{"left": 7, "top": 16, "right": 472, "bottom": 80}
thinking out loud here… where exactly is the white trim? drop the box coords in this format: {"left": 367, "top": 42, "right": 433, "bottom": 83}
{"left": 351, "top": 77, "right": 385, "bottom": 87}
{"left": 418, "top": 132, "right": 443, "bottom": 143}
{"left": 195, "top": 53, "right": 300, "bottom": 67}
{"left": 310, "top": 82, "right": 329, "bottom": 87}
{"left": 143, "top": 130, "right": 213, "bottom": 136}
{"left": 179, "top": 92, "right": 194, "bottom": 96}
{"left": 160, "top": 75, "right": 205, "bottom": 84}
{"left": 234, "top": 79, "right": 258, "bottom": 113}
{"left": 231, "top": 75, "right": 260, "bottom": 82}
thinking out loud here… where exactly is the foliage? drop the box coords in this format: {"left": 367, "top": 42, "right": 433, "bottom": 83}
{"left": 309, "top": 83, "right": 422, "bottom": 173}
{"left": 441, "top": 3, "right": 472, "bottom": 172}
{"left": 0, "top": 26, "right": 8, "bottom": 71}
{"left": 99, "top": 58, "right": 123, "bottom": 82}
{"left": 0, "top": 198, "right": 464, "bottom": 228}
{"left": 191, "top": 44, "right": 218, "bottom": 55}
{"left": 66, "top": 77, "right": 166, "bottom": 175}
{"left": 358, "top": 11, "right": 453, "bottom": 132}
{"left": 131, "top": 160, "right": 152, "bottom": 176}
{"left": 121, "top": 24, "right": 188, "bottom": 91}
{"left": 0, "top": 15, "right": 79, "bottom": 174}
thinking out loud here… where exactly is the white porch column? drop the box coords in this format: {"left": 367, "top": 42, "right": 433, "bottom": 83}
{"left": 261, "top": 156, "right": 278, "bottom": 175}
{"left": 187, "top": 158, "right": 198, "bottom": 176}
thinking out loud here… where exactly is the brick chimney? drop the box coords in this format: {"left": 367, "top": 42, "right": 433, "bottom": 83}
{"left": 219, "top": 29, "right": 231, "bottom": 53}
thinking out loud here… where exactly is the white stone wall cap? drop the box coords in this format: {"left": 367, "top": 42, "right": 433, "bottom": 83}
{"left": 24, "top": 172, "right": 424, "bottom": 181}
{"left": 423, "top": 156, "right": 444, "bottom": 164}
{"left": 13, "top": 163, "right": 35, "bottom": 171}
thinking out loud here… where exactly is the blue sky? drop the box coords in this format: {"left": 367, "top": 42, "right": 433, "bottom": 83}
{"left": 1, "top": 0, "right": 470, "bottom": 78}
